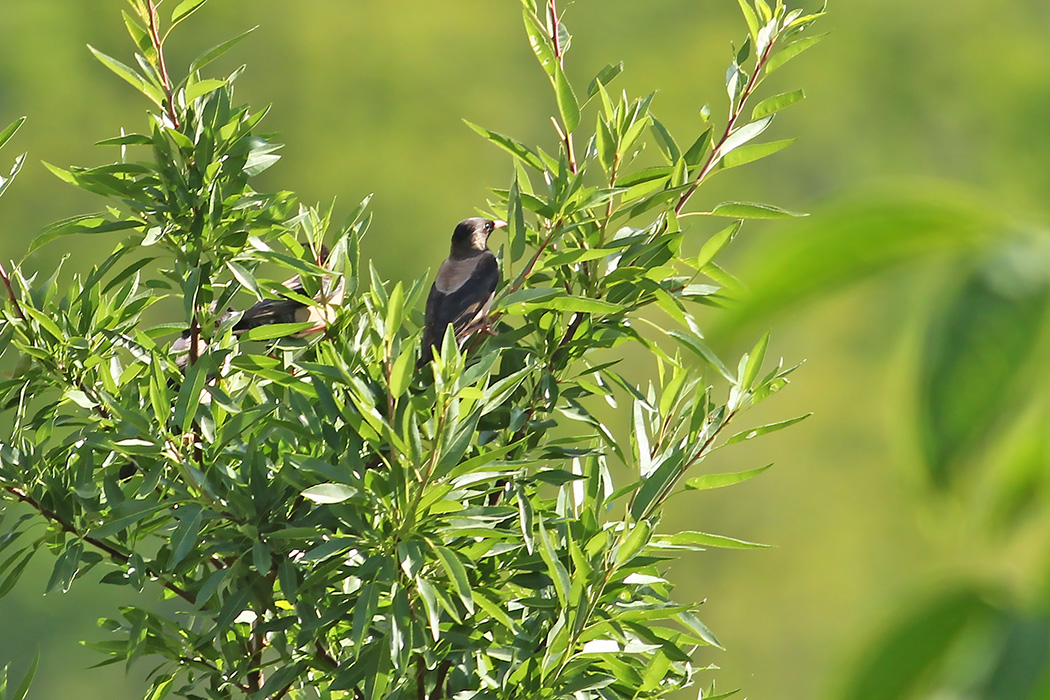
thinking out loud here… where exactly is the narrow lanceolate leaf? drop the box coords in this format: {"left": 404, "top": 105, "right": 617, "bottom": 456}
{"left": 686, "top": 465, "right": 772, "bottom": 490}
{"left": 587, "top": 61, "right": 624, "bottom": 97}
{"left": 739, "top": 332, "right": 769, "bottom": 390}
{"left": 554, "top": 65, "right": 581, "bottom": 133}
{"left": 523, "top": 10, "right": 579, "bottom": 132}
{"left": 464, "top": 121, "right": 545, "bottom": 171}
{"left": 752, "top": 89, "right": 805, "bottom": 120}
{"left": 0, "top": 117, "right": 26, "bottom": 151}
{"left": 168, "top": 504, "right": 203, "bottom": 569}
{"left": 708, "top": 201, "right": 807, "bottom": 219}
{"left": 919, "top": 244, "right": 1050, "bottom": 488}
{"left": 508, "top": 173, "right": 527, "bottom": 263}
{"left": 87, "top": 45, "right": 165, "bottom": 107}
{"left": 661, "top": 530, "right": 771, "bottom": 549}
{"left": 45, "top": 541, "right": 83, "bottom": 594}
{"left": 537, "top": 522, "right": 570, "bottom": 606}
{"left": 765, "top": 34, "right": 828, "bottom": 74}
{"left": 8, "top": 653, "right": 38, "bottom": 700}
{"left": 737, "top": 0, "right": 761, "bottom": 40}
{"left": 721, "top": 139, "right": 796, "bottom": 170}
{"left": 189, "top": 26, "right": 258, "bottom": 73}
{"left": 184, "top": 78, "right": 226, "bottom": 103}
{"left": 633, "top": 399, "right": 653, "bottom": 477}
{"left": 696, "top": 221, "right": 741, "bottom": 269}
{"left": 388, "top": 345, "right": 416, "bottom": 398}
{"left": 170, "top": 0, "right": 208, "bottom": 26}
{"left": 301, "top": 483, "right": 358, "bottom": 504}
{"left": 435, "top": 546, "right": 474, "bottom": 614}
{"left": 0, "top": 154, "right": 25, "bottom": 201}
{"left": 239, "top": 321, "right": 313, "bottom": 341}
{"left": 713, "top": 116, "right": 773, "bottom": 163}
{"left": 667, "top": 330, "right": 735, "bottom": 383}
{"left": 723, "top": 414, "right": 811, "bottom": 446}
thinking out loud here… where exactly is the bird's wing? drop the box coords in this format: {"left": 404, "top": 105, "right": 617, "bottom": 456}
{"left": 233, "top": 276, "right": 341, "bottom": 334}
{"left": 421, "top": 252, "right": 499, "bottom": 363}
{"left": 444, "top": 252, "right": 499, "bottom": 334}
{"left": 421, "top": 282, "right": 445, "bottom": 363}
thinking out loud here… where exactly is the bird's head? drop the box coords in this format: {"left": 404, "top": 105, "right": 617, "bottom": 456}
{"left": 451, "top": 217, "right": 506, "bottom": 256}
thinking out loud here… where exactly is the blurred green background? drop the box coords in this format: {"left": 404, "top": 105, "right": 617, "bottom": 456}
{"left": 2, "top": 1, "right": 1050, "bottom": 699}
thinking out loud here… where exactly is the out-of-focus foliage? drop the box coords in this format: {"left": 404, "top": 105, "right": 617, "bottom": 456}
{"left": 0, "top": 1, "right": 821, "bottom": 698}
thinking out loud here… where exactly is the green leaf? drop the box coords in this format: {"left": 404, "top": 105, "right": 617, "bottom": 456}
{"left": 500, "top": 293, "right": 621, "bottom": 315}
{"left": 708, "top": 201, "right": 807, "bottom": 219}
{"left": 666, "top": 330, "right": 735, "bottom": 383}
{"left": 918, "top": 242, "right": 1050, "bottom": 488}
{"left": 184, "top": 78, "right": 226, "bottom": 103}
{"left": 189, "top": 26, "right": 258, "bottom": 74}
{"left": 537, "top": 522, "right": 570, "bottom": 605}
{"left": 7, "top": 654, "right": 38, "bottom": 700}
{"left": 239, "top": 322, "right": 314, "bottom": 341}
{"left": 464, "top": 121, "right": 545, "bottom": 171}
{"left": 508, "top": 173, "right": 527, "bottom": 263}
{"left": 168, "top": 504, "right": 203, "bottom": 569}
{"left": 87, "top": 45, "right": 165, "bottom": 107}
{"left": 0, "top": 549, "right": 34, "bottom": 599}
{"left": 523, "top": 9, "right": 579, "bottom": 132}
{"left": 739, "top": 332, "right": 769, "bottom": 390}
{"left": 715, "top": 187, "right": 1005, "bottom": 336}
{"left": 91, "top": 502, "right": 167, "bottom": 539}
{"left": 0, "top": 117, "right": 26, "bottom": 151}
{"left": 388, "top": 345, "right": 416, "bottom": 399}
{"left": 720, "top": 138, "right": 795, "bottom": 169}
{"left": 171, "top": 0, "right": 208, "bottom": 26}
{"left": 173, "top": 351, "right": 211, "bottom": 432}
{"left": 660, "top": 530, "right": 770, "bottom": 549}
{"left": 434, "top": 546, "right": 474, "bottom": 614}
{"left": 765, "top": 34, "right": 827, "bottom": 74}
{"left": 725, "top": 414, "right": 811, "bottom": 446}
{"left": 630, "top": 450, "right": 687, "bottom": 521}
{"left": 554, "top": 65, "right": 581, "bottom": 133}
{"left": 737, "top": 0, "right": 761, "bottom": 40}
{"left": 301, "top": 483, "right": 358, "bottom": 504}
{"left": 45, "top": 541, "right": 83, "bottom": 594}
{"left": 685, "top": 465, "right": 771, "bottom": 490}
{"left": 587, "top": 61, "right": 624, "bottom": 97}
{"left": 838, "top": 588, "right": 993, "bottom": 700}
{"left": 714, "top": 116, "right": 772, "bottom": 162}
{"left": 751, "top": 89, "right": 805, "bottom": 120}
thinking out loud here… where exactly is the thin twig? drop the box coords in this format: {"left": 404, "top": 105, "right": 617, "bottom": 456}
{"left": 429, "top": 660, "right": 452, "bottom": 700}
{"left": 674, "top": 35, "right": 777, "bottom": 216}
{"left": 546, "top": 0, "right": 577, "bottom": 172}
{"left": 0, "top": 260, "right": 27, "bottom": 323}
{"left": 416, "top": 655, "right": 427, "bottom": 700}
{"left": 146, "top": 0, "right": 180, "bottom": 128}
{"left": 3, "top": 485, "right": 195, "bottom": 603}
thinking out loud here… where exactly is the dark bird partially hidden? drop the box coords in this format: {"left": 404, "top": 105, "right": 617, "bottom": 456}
{"left": 420, "top": 217, "right": 505, "bottom": 365}
{"left": 170, "top": 245, "right": 340, "bottom": 372}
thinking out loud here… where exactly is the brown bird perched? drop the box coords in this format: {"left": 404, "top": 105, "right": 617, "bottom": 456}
{"left": 420, "top": 217, "right": 505, "bottom": 365}
{"left": 171, "top": 244, "right": 340, "bottom": 371}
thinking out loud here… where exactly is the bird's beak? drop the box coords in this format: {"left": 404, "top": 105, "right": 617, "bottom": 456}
{"left": 493, "top": 219, "right": 508, "bottom": 229}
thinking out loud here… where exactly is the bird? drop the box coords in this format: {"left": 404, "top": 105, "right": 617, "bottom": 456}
{"left": 170, "top": 244, "right": 341, "bottom": 371}
{"left": 420, "top": 217, "right": 505, "bottom": 365}
{"left": 231, "top": 244, "right": 341, "bottom": 336}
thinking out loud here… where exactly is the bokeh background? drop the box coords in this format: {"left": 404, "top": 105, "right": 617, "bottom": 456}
{"left": 2, "top": 1, "right": 1050, "bottom": 699}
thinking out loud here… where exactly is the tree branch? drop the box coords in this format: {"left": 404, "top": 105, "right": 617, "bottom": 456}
{"left": 2, "top": 485, "right": 195, "bottom": 603}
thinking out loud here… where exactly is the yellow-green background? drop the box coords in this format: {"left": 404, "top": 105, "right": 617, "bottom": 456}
{"left": 1, "top": 1, "right": 1048, "bottom": 699}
